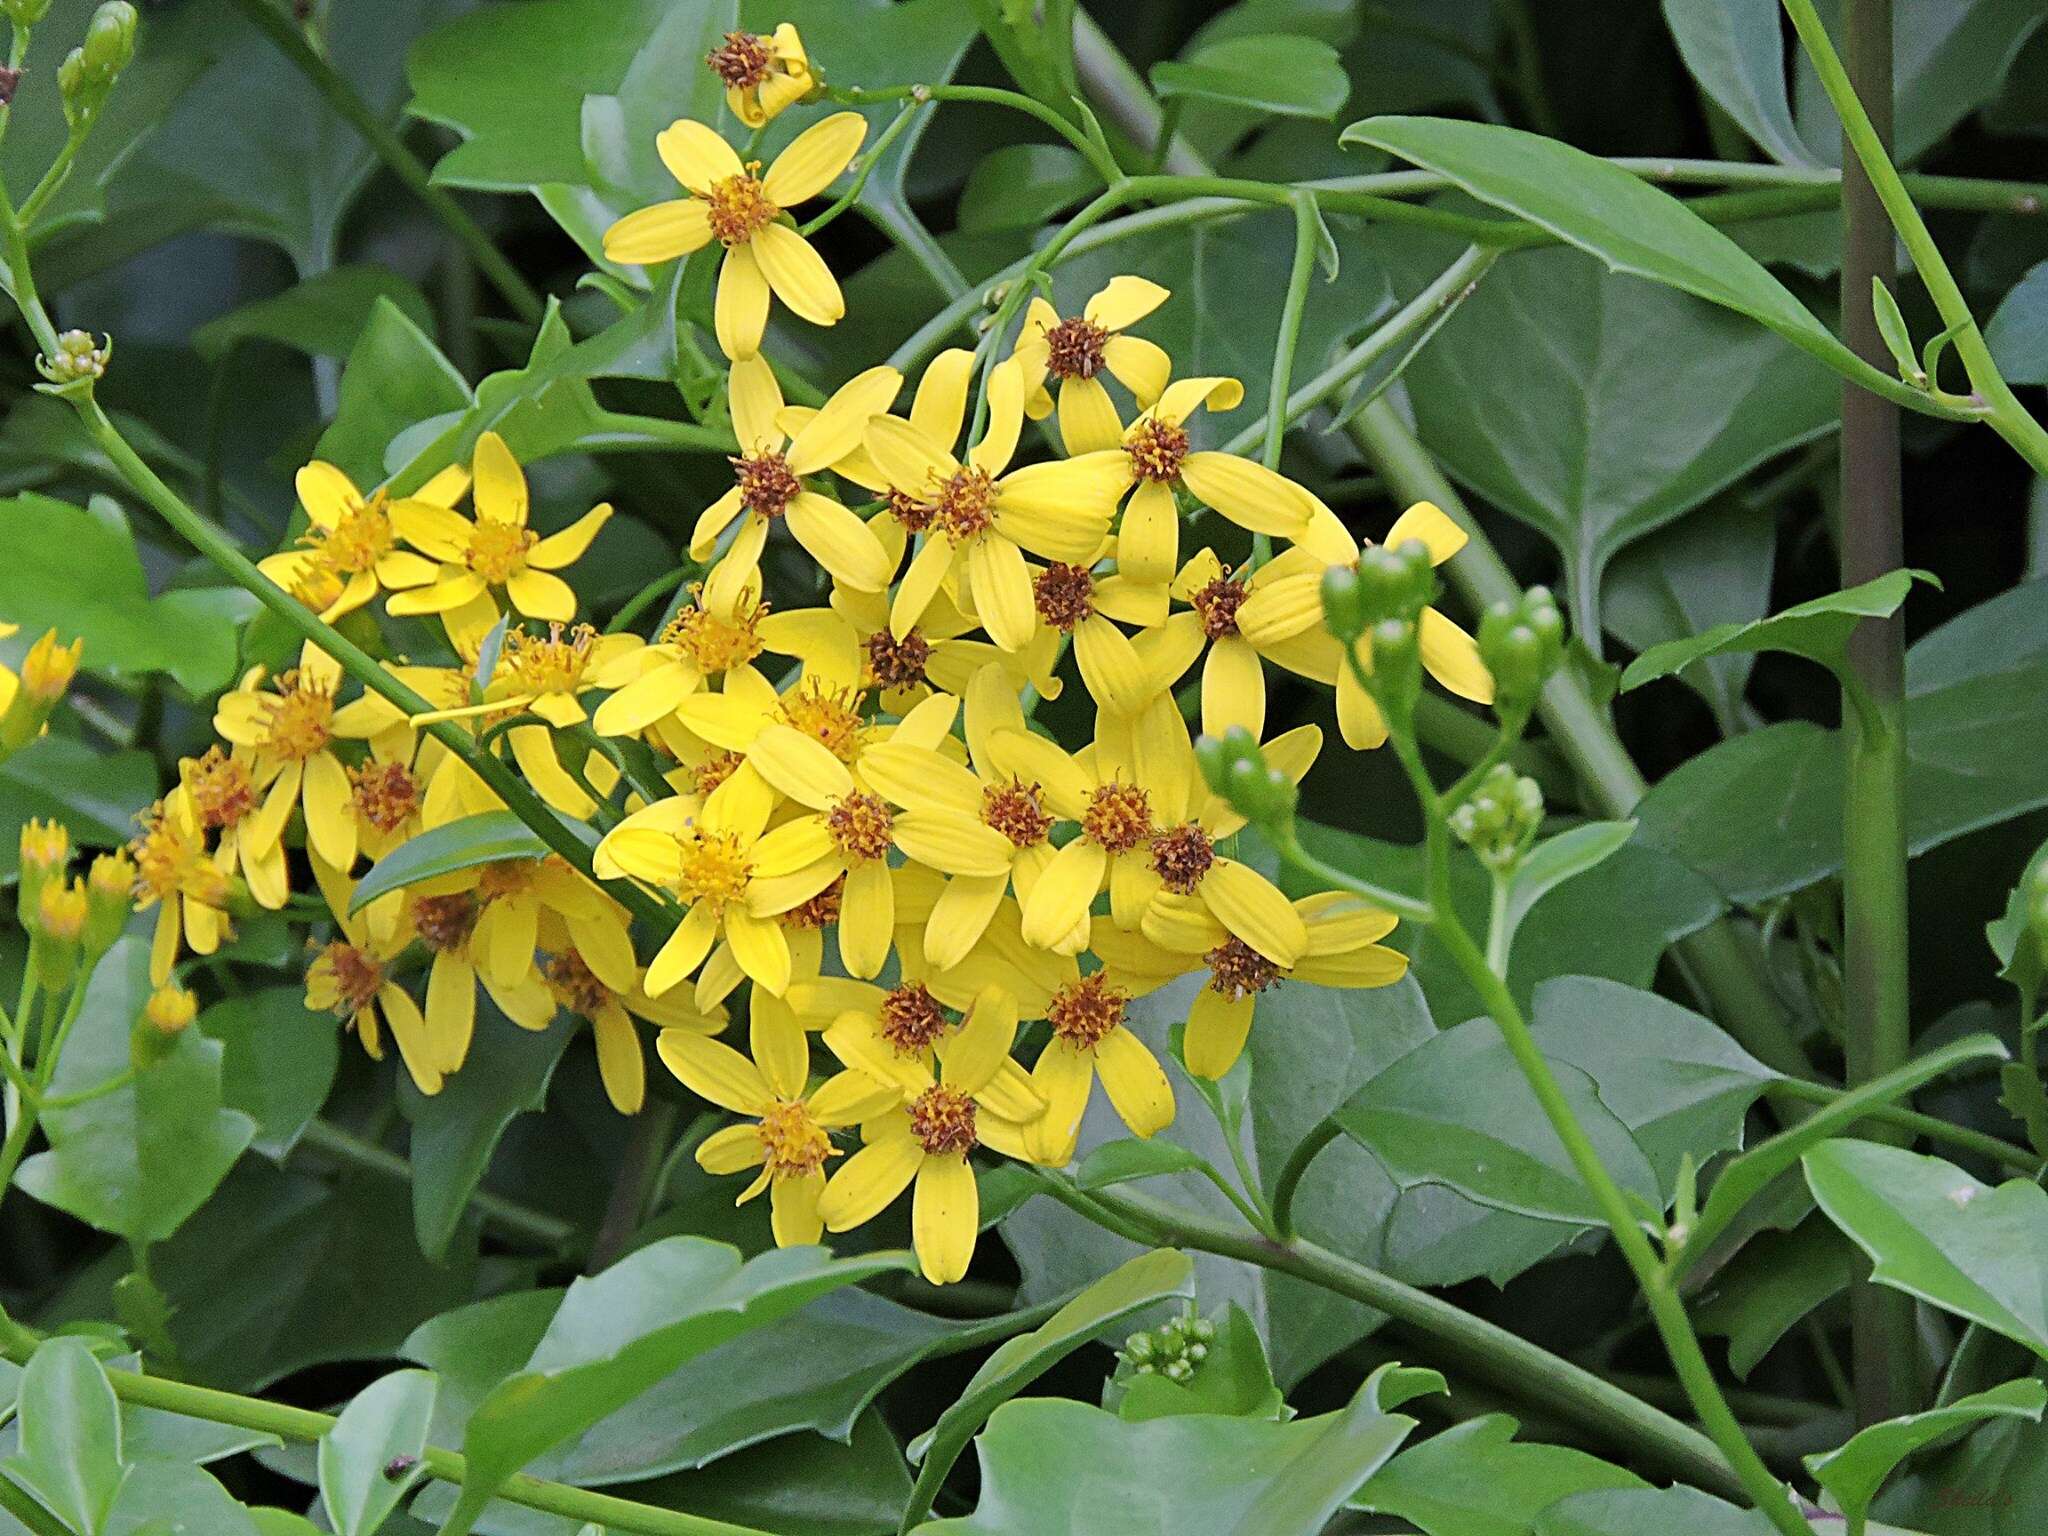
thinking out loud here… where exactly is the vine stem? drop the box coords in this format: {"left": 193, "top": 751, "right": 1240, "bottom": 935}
{"left": 1248, "top": 192, "right": 1321, "bottom": 569}
{"left": 823, "top": 83, "right": 1123, "bottom": 186}
{"left": 1267, "top": 1116, "right": 1340, "bottom": 1241}
{"left": 221, "top": 0, "right": 545, "bottom": 325}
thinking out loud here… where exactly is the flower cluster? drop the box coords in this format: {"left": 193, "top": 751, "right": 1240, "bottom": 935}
{"left": 139, "top": 26, "right": 1499, "bottom": 1285}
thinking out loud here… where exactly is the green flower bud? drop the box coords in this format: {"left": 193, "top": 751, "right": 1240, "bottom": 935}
{"left": 1224, "top": 757, "right": 1297, "bottom": 830}
{"left": 1356, "top": 538, "right": 1436, "bottom": 625}
{"left": 56, "top": 45, "right": 86, "bottom": 121}
{"left": 36, "top": 329, "right": 111, "bottom": 389}
{"left": 2, "top": 0, "right": 52, "bottom": 27}
{"left": 1365, "top": 617, "right": 1421, "bottom": 724}
{"left": 1478, "top": 586, "right": 1566, "bottom": 716}
{"left": 80, "top": 0, "right": 135, "bottom": 81}
{"left": 1319, "top": 563, "right": 1368, "bottom": 644}
{"left": 1449, "top": 763, "right": 1545, "bottom": 872}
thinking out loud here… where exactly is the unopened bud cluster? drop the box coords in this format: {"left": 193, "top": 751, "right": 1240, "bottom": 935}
{"left": 1196, "top": 724, "right": 1296, "bottom": 831}
{"left": 1322, "top": 539, "right": 1437, "bottom": 729}
{"left": 18, "top": 818, "right": 128, "bottom": 994}
{"left": 58, "top": 0, "right": 136, "bottom": 127}
{"left": 37, "top": 330, "right": 110, "bottom": 386}
{"left": 1, "top": 629, "right": 82, "bottom": 753}
{"left": 1118, "top": 1307, "right": 1216, "bottom": 1382}
{"left": 1448, "top": 763, "right": 1544, "bottom": 873}
{"left": 1476, "top": 586, "right": 1565, "bottom": 717}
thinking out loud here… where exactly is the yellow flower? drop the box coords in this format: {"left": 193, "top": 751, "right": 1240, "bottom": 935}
{"left": 0, "top": 628, "right": 84, "bottom": 753}
{"left": 601, "top": 114, "right": 867, "bottom": 360}
{"left": 1158, "top": 545, "right": 1350, "bottom": 739}
{"left": 816, "top": 994, "right": 1042, "bottom": 1283}
{"left": 1010, "top": 276, "right": 1173, "bottom": 454}
{"left": 408, "top": 888, "right": 553, "bottom": 1078}
{"left": 1234, "top": 502, "right": 1494, "bottom": 749}
{"left": 439, "top": 855, "right": 639, "bottom": 1009}
{"left": 591, "top": 578, "right": 770, "bottom": 738}
{"left": 128, "top": 789, "right": 231, "bottom": 987}
{"left": 178, "top": 744, "right": 287, "bottom": 913}
{"left": 540, "top": 923, "right": 725, "bottom": 1115}
{"left": 815, "top": 975, "right": 1045, "bottom": 1130}
{"left": 706, "top": 24, "right": 814, "bottom": 128}
{"left": 863, "top": 354, "right": 1129, "bottom": 649}
{"left": 212, "top": 643, "right": 357, "bottom": 871}
{"left": 304, "top": 859, "right": 440, "bottom": 1095}
{"left": 663, "top": 1006, "right": 900, "bottom": 1246}
{"left": 690, "top": 356, "right": 900, "bottom": 592}
{"left": 384, "top": 432, "right": 611, "bottom": 629}
{"left": 1101, "top": 892, "right": 1409, "bottom": 1079}
{"left": 995, "top": 695, "right": 1317, "bottom": 965}
{"left": 258, "top": 460, "right": 470, "bottom": 623}
{"left": 1027, "top": 969, "right": 1177, "bottom": 1164}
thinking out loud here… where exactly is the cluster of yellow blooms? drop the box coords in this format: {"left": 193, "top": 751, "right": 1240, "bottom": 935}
{"left": 114, "top": 26, "right": 1494, "bottom": 1283}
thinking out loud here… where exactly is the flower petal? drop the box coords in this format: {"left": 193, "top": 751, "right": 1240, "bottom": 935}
{"left": 786, "top": 492, "right": 894, "bottom": 592}
{"left": 529, "top": 504, "right": 612, "bottom": 570}
{"left": 715, "top": 244, "right": 772, "bottom": 361}
{"left": 656, "top": 118, "right": 743, "bottom": 195}
{"left": 753, "top": 222, "right": 845, "bottom": 327}
{"left": 658, "top": 1027, "right": 771, "bottom": 1113}
{"left": 295, "top": 461, "right": 358, "bottom": 530}
{"left": 912, "top": 1155, "right": 978, "bottom": 1284}
{"left": 471, "top": 431, "right": 528, "bottom": 526}
{"left": 819, "top": 1128, "right": 922, "bottom": 1229}
{"left": 1184, "top": 988, "right": 1254, "bottom": 1080}
{"left": 966, "top": 533, "right": 1035, "bottom": 651}
{"left": 1384, "top": 499, "right": 1470, "bottom": 564}
{"left": 603, "top": 199, "right": 714, "bottom": 264}
{"left": 1420, "top": 606, "right": 1496, "bottom": 704}
{"left": 788, "top": 364, "right": 903, "bottom": 476}
{"left": 1203, "top": 858, "right": 1308, "bottom": 966}
{"left": 1179, "top": 452, "right": 1316, "bottom": 536}
{"left": 760, "top": 111, "right": 867, "bottom": 207}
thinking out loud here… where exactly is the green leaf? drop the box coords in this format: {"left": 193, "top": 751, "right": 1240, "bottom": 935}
{"left": 200, "top": 988, "right": 340, "bottom": 1160}
{"left": 315, "top": 298, "right": 474, "bottom": 491}
{"left": 1683, "top": 1035, "right": 2009, "bottom": 1265}
{"left": 193, "top": 267, "right": 436, "bottom": 364}
{"left": 1152, "top": 35, "right": 1351, "bottom": 118}
{"left": 1987, "top": 259, "right": 2048, "bottom": 386}
{"left": 1806, "top": 1139, "right": 2048, "bottom": 1360}
{"left": 0, "top": 494, "right": 257, "bottom": 694}
{"left": 348, "top": 814, "right": 554, "bottom": 916}
{"left": 0, "top": 735, "right": 156, "bottom": 883}
{"left": 1985, "top": 836, "right": 2048, "bottom": 986}
{"left": 1694, "top": 1217, "right": 1858, "bottom": 1379}
{"left": 1620, "top": 570, "right": 1934, "bottom": 694}
{"left": 443, "top": 1240, "right": 911, "bottom": 1534}
{"left": 319, "top": 1370, "right": 437, "bottom": 1536}
{"left": 1370, "top": 233, "right": 1835, "bottom": 633}
{"left": 400, "top": 1000, "right": 573, "bottom": 1261}
{"left": 1074, "top": 1139, "right": 1208, "bottom": 1191}
{"left": 1343, "top": 116, "right": 1875, "bottom": 383}
{"left": 1876, "top": 1408, "right": 2048, "bottom": 1533}
{"left": 1352, "top": 1411, "right": 1646, "bottom": 1534}
{"left": 15, "top": 940, "right": 254, "bottom": 1246}
{"left": 1, "top": 1339, "right": 124, "bottom": 1536}
{"left": 1872, "top": 278, "right": 1923, "bottom": 383}
{"left": 103, "top": 1460, "right": 262, "bottom": 1536}
{"left": 1497, "top": 822, "right": 1635, "bottom": 962}
{"left": 917, "top": 1362, "right": 1437, "bottom": 1536}
{"left": 1535, "top": 1485, "right": 1779, "bottom": 1535}
{"left": 1660, "top": 0, "right": 1821, "bottom": 167}
{"left": 1110, "top": 1304, "right": 1286, "bottom": 1423}
{"left": 1807, "top": 1379, "right": 2046, "bottom": 1534}
{"left": 901, "top": 1250, "right": 1193, "bottom": 1529}
{"left": 957, "top": 145, "right": 1094, "bottom": 233}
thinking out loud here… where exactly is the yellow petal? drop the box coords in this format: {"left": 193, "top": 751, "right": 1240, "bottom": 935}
{"left": 506, "top": 568, "right": 577, "bottom": 622}
{"left": 302, "top": 750, "right": 356, "bottom": 870}
{"left": 1184, "top": 988, "right": 1254, "bottom": 1080}
{"left": 1085, "top": 275, "right": 1170, "bottom": 332}
{"left": 1027, "top": 1040, "right": 1095, "bottom": 1166}
{"left": 1336, "top": 661, "right": 1389, "bottom": 750}
{"left": 1295, "top": 944, "right": 1411, "bottom": 988}
{"left": 810, "top": 1068, "right": 904, "bottom": 1127}
{"left": 1021, "top": 837, "right": 1106, "bottom": 949}
{"left": 1073, "top": 615, "right": 1155, "bottom": 717}
{"left": 770, "top": 1170, "right": 826, "bottom": 1246}
{"left": 761, "top": 110, "right": 866, "bottom": 206}
{"left": 968, "top": 358, "right": 1025, "bottom": 477}
{"left": 922, "top": 873, "right": 1008, "bottom": 972}
{"left": 380, "top": 986, "right": 443, "bottom": 1096}
{"left": 937, "top": 984, "right": 1016, "bottom": 1097}
{"left": 1201, "top": 635, "right": 1266, "bottom": 739}
{"left": 892, "top": 810, "right": 1016, "bottom": 879}
{"left": 1094, "top": 1025, "right": 1175, "bottom": 1137}
{"left": 752, "top": 223, "right": 845, "bottom": 327}
{"left": 594, "top": 1004, "right": 647, "bottom": 1114}
{"left": 966, "top": 533, "right": 1035, "bottom": 651}
{"left": 529, "top": 503, "right": 612, "bottom": 570}
{"left": 729, "top": 354, "right": 786, "bottom": 452}
{"left": 295, "top": 460, "right": 358, "bottom": 530}
{"left": 725, "top": 906, "right": 793, "bottom": 995}
{"left": 787, "top": 365, "right": 903, "bottom": 476}
{"left": 819, "top": 1128, "right": 922, "bottom": 1229}
{"left": 786, "top": 492, "right": 894, "bottom": 591}
{"left": 1101, "top": 333, "right": 1170, "bottom": 407}
{"left": 751, "top": 1001, "right": 810, "bottom": 1101}
{"left": 1179, "top": 452, "right": 1316, "bottom": 536}
{"left": 1116, "top": 478, "right": 1178, "bottom": 588}
{"left": 1300, "top": 889, "right": 1400, "bottom": 951}
{"left": 1202, "top": 858, "right": 1308, "bottom": 966}
{"left": 911, "top": 349, "right": 975, "bottom": 451}
{"left": 1384, "top": 500, "right": 1470, "bottom": 565}
{"left": 656, "top": 118, "right": 744, "bottom": 195}
{"left": 698, "top": 1122, "right": 769, "bottom": 1174}
{"left": 1234, "top": 570, "right": 1322, "bottom": 645}
{"left": 889, "top": 535, "right": 955, "bottom": 640}
{"left": 855, "top": 741, "right": 981, "bottom": 816}
{"left": 646, "top": 902, "right": 720, "bottom": 996}
{"left": 1152, "top": 375, "right": 1244, "bottom": 424}
{"left": 837, "top": 857, "right": 895, "bottom": 979}
{"left": 715, "top": 244, "right": 772, "bottom": 361}
{"left": 912, "top": 1155, "right": 978, "bottom": 1284}
{"left": 471, "top": 431, "right": 528, "bottom": 526}
{"left": 603, "top": 199, "right": 714, "bottom": 264}
{"left": 658, "top": 1027, "right": 771, "bottom": 1113}
{"left": 1420, "top": 606, "right": 1496, "bottom": 704}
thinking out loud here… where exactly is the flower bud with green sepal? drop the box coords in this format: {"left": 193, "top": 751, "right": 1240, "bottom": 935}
{"left": 1197, "top": 725, "right": 1297, "bottom": 832}
{"left": 1448, "top": 762, "right": 1545, "bottom": 874}
{"left": 79, "top": 0, "right": 135, "bottom": 79}
{"left": 1, "top": 0, "right": 52, "bottom": 28}
{"left": 1477, "top": 585, "right": 1565, "bottom": 720}
{"left": 1114, "top": 1306, "right": 1216, "bottom": 1384}
{"left": 1363, "top": 616, "right": 1422, "bottom": 731}
{"left": 130, "top": 983, "right": 196, "bottom": 1069}
{"left": 36, "top": 330, "right": 110, "bottom": 389}
{"left": 26, "top": 877, "right": 85, "bottom": 994}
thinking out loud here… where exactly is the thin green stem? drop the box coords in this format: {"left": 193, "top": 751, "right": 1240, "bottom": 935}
{"left": 221, "top": 0, "right": 544, "bottom": 325}
{"left": 39, "top": 1067, "right": 135, "bottom": 1112}
{"left": 1269, "top": 826, "right": 1434, "bottom": 924}
{"left": 798, "top": 98, "right": 925, "bottom": 237}
{"left": 1765, "top": 1078, "right": 2041, "bottom": 1174}
{"left": 1485, "top": 872, "right": 1512, "bottom": 977}
{"left": 16, "top": 129, "right": 85, "bottom": 230}
{"left": 0, "top": 1470, "right": 69, "bottom": 1536}
{"left": 1269, "top": 1116, "right": 1341, "bottom": 1241}
{"left": 1247, "top": 192, "right": 1321, "bottom": 569}
{"left": 1198, "top": 1158, "right": 1275, "bottom": 1239}
{"left": 608, "top": 568, "right": 687, "bottom": 634}
{"left": 824, "top": 83, "right": 1124, "bottom": 188}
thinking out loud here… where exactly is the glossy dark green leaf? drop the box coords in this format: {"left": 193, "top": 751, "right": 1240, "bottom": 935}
{"left": 1497, "top": 822, "right": 1635, "bottom": 961}
{"left": 103, "top": 1461, "right": 262, "bottom": 1536}
{"left": 314, "top": 298, "right": 473, "bottom": 490}
{"left": 1620, "top": 570, "right": 1933, "bottom": 693}
{"left": 1987, "top": 259, "right": 2048, "bottom": 386}
{"left": 348, "top": 814, "right": 553, "bottom": 916}
{"left": 0, "top": 494, "right": 257, "bottom": 694}
{"left": 1879, "top": 1409, "right": 2048, "bottom": 1533}
{"left": 0, "top": 1339, "right": 124, "bottom": 1536}
{"left": 194, "top": 268, "right": 436, "bottom": 364}
{"left": 400, "top": 1000, "right": 573, "bottom": 1262}
{"left": 1535, "top": 1485, "right": 1778, "bottom": 1535}
{"left": 957, "top": 146, "right": 1094, "bottom": 233}
{"left": 1661, "top": 0, "right": 1819, "bottom": 167}
{"left": 900, "top": 1250, "right": 1193, "bottom": 1530}
{"left": 0, "top": 734, "right": 156, "bottom": 882}
{"left": 1352, "top": 1411, "right": 1645, "bottom": 1534}
{"left": 1110, "top": 1304, "right": 1286, "bottom": 1423}
{"left": 1806, "top": 1139, "right": 2048, "bottom": 1359}
{"left": 917, "top": 1362, "right": 1438, "bottom": 1536}
{"left": 1152, "top": 35, "right": 1350, "bottom": 118}
{"left": 1807, "top": 1379, "right": 2046, "bottom": 1534}
{"left": 200, "top": 988, "right": 340, "bottom": 1160}
{"left": 442, "top": 1240, "right": 911, "bottom": 1535}
{"left": 16, "top": 940, "right": 255, "bottom": 1246}
{"left": 1074, "top": 1139, "right": 1208, "bottom": 1191}
{"left": 320, "top": 1370, "right": 437, "bottom": 1536}
{"left": 1694, "top": 1217, "right": 1858, "bottom": 1379}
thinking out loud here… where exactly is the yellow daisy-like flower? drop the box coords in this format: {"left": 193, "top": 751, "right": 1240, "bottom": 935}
{"left": 602, "top": 113, "right": 867, "bottom": 360}
{"left": 433, "top": 854, "right": 640, "bottom": 1012}
{"left": 1100, "top": 892, "right": 1409, "bottom": 1079}
{"left": 258, "top": 460, "right": 470, "bottom": 623}
{"left": 304, "top": 858, "right": 441, "bottom": 1095}
{"left": 664, "top": 1005, "right": 901, "bottom": 1246}
{"left": 541, "top": 921, "right": 725, "bottom": 1115}
{"left": 816, "top": 975, "right": 1046, "bottom": 1131}
{"left": 735, "top": 721, "right": 1016, "bottom": 978}
{"left": 212, "top": 643, "right": 358, "bottom": 872}
{"left": 690, "top": 356, "right": 900, "bottom": 593}
{"left": 128, "top": 786, "right": 232, "bottom": 987}
{"left": 1159, "top": 545, "right": 1351, "bottom": 739}
{"left": 1027, "top": 969, "right": 1175, "bottom": 1165}
{"left": 591, "top": 577, "right": 770, "bottom": 739}
{"left": 1010, "top": 276, "right": 1174, "bottom": 454}
{"left": 1235, "top": 501, "right": 1494, "bottom": 749}
{"left": 706, "top": 24, "right": 814, "bottom": 128}
{"left": 863, "top": 353, "right": 1130, "bottom": 650}
{"left": 384, "top": 432, "right": 612, "bottom": 629}
{"left": 178, "top": 744, "right": 287, "bottom": 913}
{"left": 816, "top": 998, "right": 1043, "bottom": 1284}
{"left": 408, "top": 888, "right": 554, "bottom": 1078}
{"left": 996, "top": 695, "right": 1318, "bottom": 965}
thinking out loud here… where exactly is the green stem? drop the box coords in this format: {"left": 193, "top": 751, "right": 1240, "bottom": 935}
{"left": 1764, "top": 1078, "right": 2041, "bottom": 1173}
{"left": 1248, "top": 192, "right": 1321, "bottom": 568}
{"left": 221, "top": 0, "right": 545, "bottom": 325}
{"left": 0, "top": 1470, "right": 69, "bottom": 1536}
{"left": 1270, "top": 825, "right": 1434, "bottom": 924}
{"left": 608, "top": 568, "right": 686, "bottom": 634}
{"left": 15, "top": 129, "right": 85, "bottom": 230}
{"left": 1485, "top": 871, "right": 1512, "bottom": 977}
{"left": 824, "top": 83, "right": 1123, "bottom": 187}
{"left": 798, "top": 98, "right": 924, "bottom": 237}
{"left": 1269, "top": 1116, "right": 1341, "bottom": 1241}
{"left": 1074, "top": 1182, "right": 1745, "bottom": 1498}
{"left": 38, "top": 1067, "right": 134, "bottom": 1111}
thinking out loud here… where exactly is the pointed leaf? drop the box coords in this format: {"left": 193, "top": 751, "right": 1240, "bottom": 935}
{"left": 347, "top": 813, "right": 553, "bottom": 915}
{"left": 1806, "top": 1379, "right": 2045, "bottom": 1533}
{"left": 1, "top": 1339, "right": 124, "bottom": 1536}
{"left": 319, "top": 1370, "right": 437, "bottom": 1536}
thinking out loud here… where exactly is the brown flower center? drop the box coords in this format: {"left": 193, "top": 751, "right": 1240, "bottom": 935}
{"left": 1206, "top": 936, "right": 1282, "bottom": 1002}
{"left": 879, "top": 982, "right": 950, "bottom": 1055}
{"left": 412, "top": 892, "right": 480, "bottom": 953}
{"left": 1124, "top": 417, "right": 1189, "bottom": 484}
{"left": 466, "top": 519, "right": 538, "bottom": 584}
{"left": 665, "top": 587, "right": 768, "bottom": 674}
{"left": 863, "top": 627, "right": 931, "bottom": 691}
{"left": 544, "top": 950, "right": 611, "bottom": 1018}
{"left": 932, "top": 466, "right": 996, "bottom": 543}
{"left": 1149, "top": 823, "right": 1215, "bottom": 895}
{"left": 731, "top": 449, "right": 801, "bottom": 518}
{"left": 476, "top": 859, "right": 539, "bottom": 904}
{"left": 706, "top": 169, "right": 778, "bottom": 246}
{"left": 707, "top": 30, "right": 773, "bottom": 89}
{"left": 757, "top": 1098, "right": 833, "bottom": 1179}
{"left": 1047, "top": 972, "right": 1128, "bottom": 1052}
{"left": 784, "top": 875, "right": 844, "bottom": 929}
{"left": 694, "top": 750, "right": 745, "bottom": 796}
{"left": 886, "top": 488, "right": 935, "bottom": 533}
{"left": 258, "top": 669, "right": 336, "bottom": 762}
{"left": 319, "top": 941, "right": 385, "bottom": 1016}
{"left": 185, "top": 746, "right": 257, "bottom": 830}
{"left": 825, "top": 791, "right": 894, "bottom": 861}
{"left": 1032, "top": 562, "right": 1096, "bottom": 631}
{"left": 908, "top": 1083, "right": 979, "bottom": 1157}
{"left": 1081, "top": 781, "right": 1152, "bottom": 853}
{"left": 1190, "top": 574, "right": 1249, "bottom": 639}
{"left": 981, "top": 780, "right": 1053, "bottom": 849}
{"left": 1043, "top": 316, "right": 1109, "bottom": 381}
{"left": 350, "top": 760, "right": 421, "bottom": 835}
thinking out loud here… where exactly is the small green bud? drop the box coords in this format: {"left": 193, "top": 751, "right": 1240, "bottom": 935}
{"left": 80, "top": 0, "right": 135, "bottom": 80}
{"left": 56, "top": 44, "right": 85, "bottom": 118}
{"left": 1477, "top": 586, "right": 1566, "bottom": 716}
{"left": 1355, "top": 538, "right": 1436, "bottom": 625}
{"left": 1365, "top": 617, "right": 1421, "bottom": 724}
{"left": 1, "top": 0, "right": 52, "bottom": 27}
{"left": 36, "top": 329, "right": 111, "bottom": 388}
{"left": 1197, "top": 725, "right": 1293, "bottom": 828}
{"left": 1319, "top": 564, "right": 1368, "bottom": 644}
{"left": 1449, "top": 763, "right": 1545, "bottom": 873}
